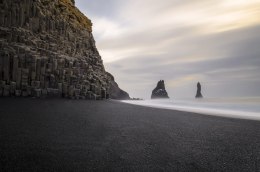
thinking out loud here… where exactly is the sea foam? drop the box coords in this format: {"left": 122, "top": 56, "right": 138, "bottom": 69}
{"left": 122, "top": 97, "right": 260, "bottom": 121}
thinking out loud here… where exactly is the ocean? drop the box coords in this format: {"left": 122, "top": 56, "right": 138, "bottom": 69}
{"left": 122, "top": 97, "right": 260, "bottom": 121}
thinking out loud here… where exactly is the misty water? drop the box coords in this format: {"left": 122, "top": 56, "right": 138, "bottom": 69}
{"left": 122, "top": 97, "right": 260, "bottom": 121}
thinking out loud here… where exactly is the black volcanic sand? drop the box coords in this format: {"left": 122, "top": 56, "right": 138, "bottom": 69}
{"left": 0, "top": 98, "right": 260, "bottom": 172}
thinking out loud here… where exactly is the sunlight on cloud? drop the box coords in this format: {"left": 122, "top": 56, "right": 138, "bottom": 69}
{"left": 222, "top": 0, "right": 259, "bottom": 7}
{"left": 168, "top": 74, "right": 204, "bottom": 88}
{"left": 92, "top": 17, "right": 123, "bottom": 39}
{"left": 204, "top": 0, "right": 260, "bottom": 33}
{"left": 148, "top": 0, "right": 260, "bottom": 34}
{"left": 94, "top": 0, "right": 260, "bottom": 62}
{"left": 163, "top": 56, "right": 211, "bottom": 66}
{"left": 99, "top": 47, "right": 144, "bottom": 62}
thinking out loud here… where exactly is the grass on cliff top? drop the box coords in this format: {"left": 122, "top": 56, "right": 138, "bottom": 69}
{"left": 42, "top": 0, "right": 92, "bottom": 32}
{"left": 60, "top": 0, "right": 92, "bottom": 32}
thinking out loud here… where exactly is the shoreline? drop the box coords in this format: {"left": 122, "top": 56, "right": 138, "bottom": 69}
{"left": 0, "top": 98, "right": 260, "bottom": 171}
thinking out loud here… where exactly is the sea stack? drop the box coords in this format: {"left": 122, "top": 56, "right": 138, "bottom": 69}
{"left": 151, "top": 80, "right": 169, "bottom": 99}
{"left": 0, "top": 0, "right": 128, "bottom": 100}
{"left": 195, "top": 82, "right": 203, "bottom": 98}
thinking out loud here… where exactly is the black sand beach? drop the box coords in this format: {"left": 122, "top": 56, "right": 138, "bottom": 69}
{"left": 0, "top": 98, "right": 260, "bottom": 171}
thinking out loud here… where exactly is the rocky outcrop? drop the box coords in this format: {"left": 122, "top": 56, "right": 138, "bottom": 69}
{"left": 0, "top": 0, "right": 128, "bottom": 99}
{"left": 106, "top": 72, "right": 130, "bottom": 100}
{"left": 70, "top": 0, "right": 75, "bottom": 5}
{"left": 195, "top": 82, "right": 203, "bottom": 98}
{"left": 151, "top": 80, "right": 169, "bottom": 99}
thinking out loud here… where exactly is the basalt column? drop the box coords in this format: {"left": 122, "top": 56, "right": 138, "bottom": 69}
{"left": 0, "top": 0, "right": 129, "bottom": 100}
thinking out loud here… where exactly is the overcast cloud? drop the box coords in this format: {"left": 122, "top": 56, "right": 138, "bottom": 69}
{"left": 76, "top": 0, "right": 260, "bottom": 99}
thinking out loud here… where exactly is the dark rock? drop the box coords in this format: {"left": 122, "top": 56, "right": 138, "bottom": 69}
{"left": 106, "top": 72, "right": 130, "bottom": 100}
{"left": 195, "top": 82, "right": 203, "bottom": 98}
{"left": 70, "top": 0, "right": 75, "bottom": 5}
{"left": 0, "top": 0, "right": 123, "bottom": 100}
{"left": 151, "top": 80, "right": 169, "bottom": 99}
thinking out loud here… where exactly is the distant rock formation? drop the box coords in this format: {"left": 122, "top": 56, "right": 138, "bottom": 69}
{"left": 151, "top": 80, "right": 169, "bottom": 99}
{"left": 0, "top": 0, "right": 128, "bottom": 100}
{"left": 195, "top": 82, "right": 203, "bottom": 98}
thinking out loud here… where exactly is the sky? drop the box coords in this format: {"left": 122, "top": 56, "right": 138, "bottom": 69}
{"left": 75, "top": 0, "right": 260, "bottom": 99}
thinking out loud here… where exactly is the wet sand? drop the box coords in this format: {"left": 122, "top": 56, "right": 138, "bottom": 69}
{"left": 0, "top": 98, "right": 260, "bottom": 171}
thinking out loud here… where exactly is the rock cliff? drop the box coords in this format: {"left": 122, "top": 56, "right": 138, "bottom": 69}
{"left": 0, "top": 0, "right": 128, "bottom": 99}
{"left": 106, "top": 72, "right": 130, "bottom": 100}
{"left": 151, "top": 80, "right": 169, "bottom": 99}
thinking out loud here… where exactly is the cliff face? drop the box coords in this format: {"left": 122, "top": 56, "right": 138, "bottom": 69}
{"left": 106, "top": 72, "right": 130, "bottom": 100}
{"left": 0, "top": 0, "right": 128, "bottom": 99}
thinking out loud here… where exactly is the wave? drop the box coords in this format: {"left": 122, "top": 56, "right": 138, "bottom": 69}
{"left": 122, "top": 97, "right": 260, "bottom": 121}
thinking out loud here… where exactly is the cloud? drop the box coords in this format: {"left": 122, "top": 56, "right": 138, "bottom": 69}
{"left": 104, "top": 24, "right": 260, "bottom": 98}
{"left": 76, "top": 0, "right": 260, "bottom": 99}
